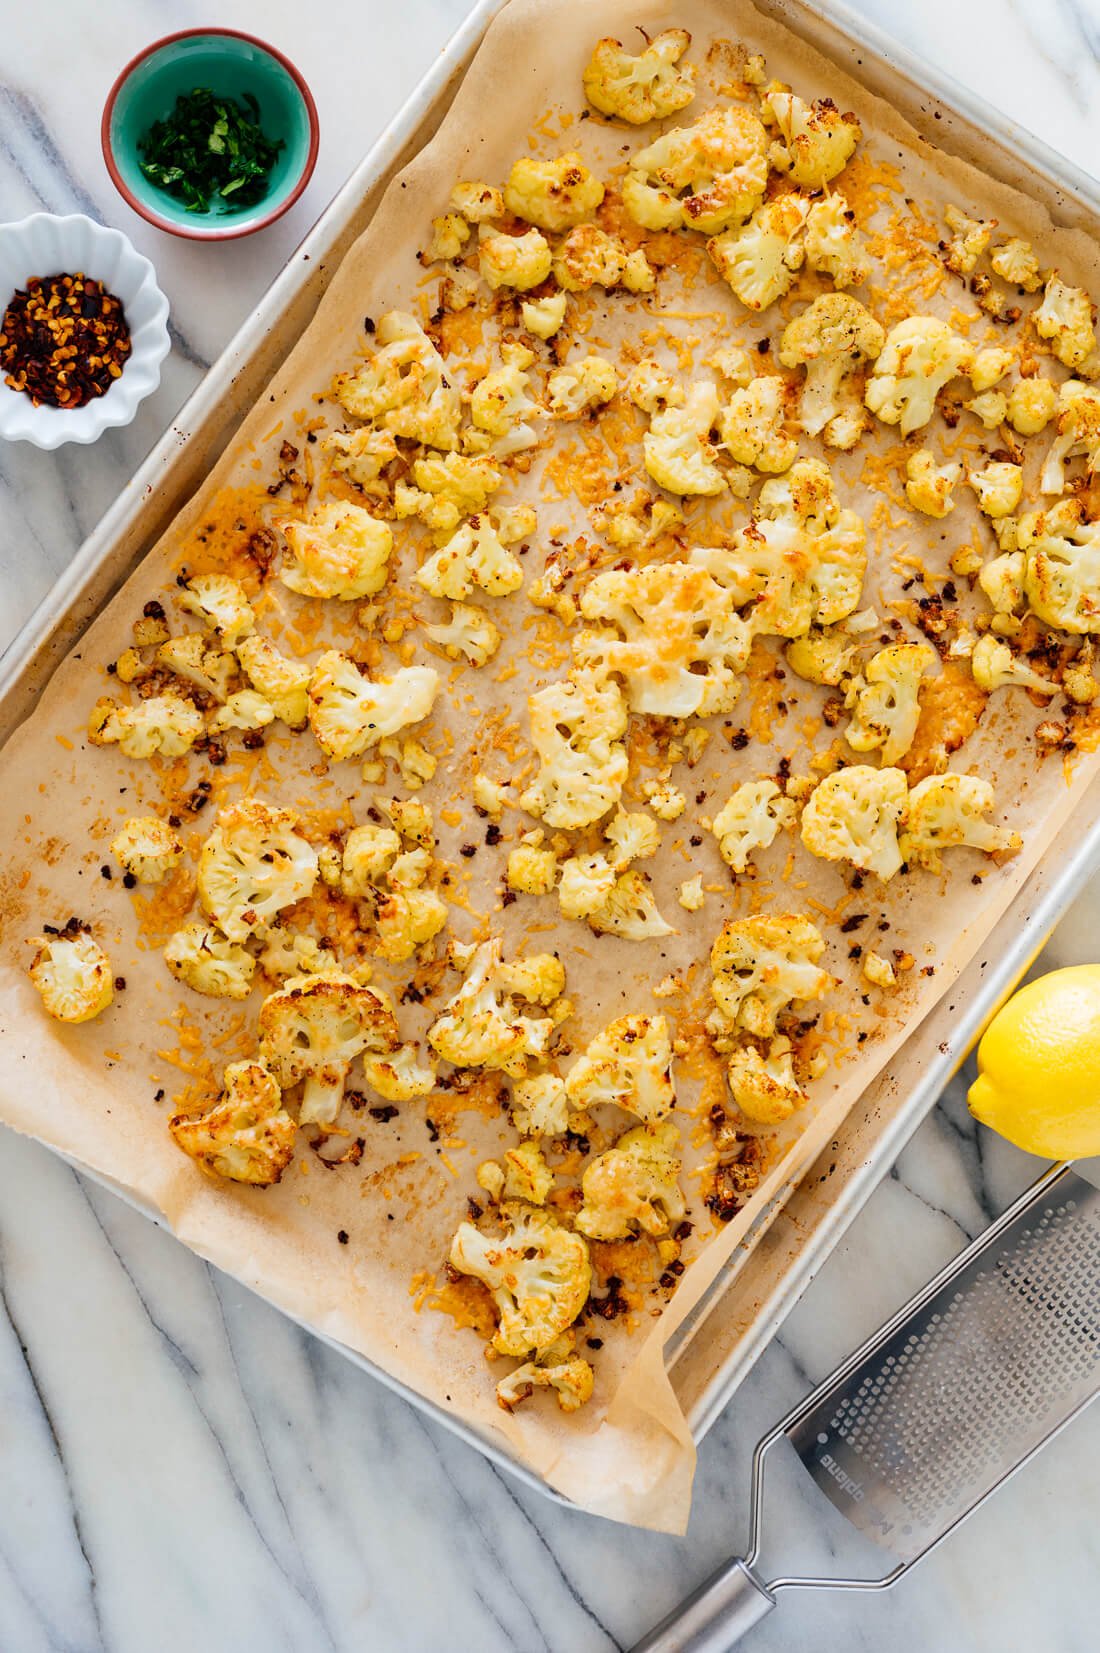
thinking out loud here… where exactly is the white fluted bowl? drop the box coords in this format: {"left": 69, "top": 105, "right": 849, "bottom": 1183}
{"left": 0, "top": 213, "right": 170, "bottom": 449}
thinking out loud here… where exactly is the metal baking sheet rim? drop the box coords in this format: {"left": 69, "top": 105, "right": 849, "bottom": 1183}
{"left": 2, "top": 0, "right": 1099, "bottom": 1514}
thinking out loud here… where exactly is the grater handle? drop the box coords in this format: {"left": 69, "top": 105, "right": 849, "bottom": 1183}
{"left": 629, "top": 1557, "right": 775, "bottom": 1652}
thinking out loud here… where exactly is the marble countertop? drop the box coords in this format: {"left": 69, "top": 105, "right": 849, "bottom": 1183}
{"left": 3, "top": 3, "right": 1100, "bottom": 1649}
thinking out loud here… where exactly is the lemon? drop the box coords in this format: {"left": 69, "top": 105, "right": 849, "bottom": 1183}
{"left": 968, "top": 965, "right": 1100, "bottom": 1158}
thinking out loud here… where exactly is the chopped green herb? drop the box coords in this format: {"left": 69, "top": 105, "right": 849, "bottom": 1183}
{"left": 137, "top": 87, "right": 284, "bottom": 215}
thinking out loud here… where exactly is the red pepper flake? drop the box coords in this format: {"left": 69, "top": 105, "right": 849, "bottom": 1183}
{"left": 1, "top": 273, "right": 132, "bottom": 408}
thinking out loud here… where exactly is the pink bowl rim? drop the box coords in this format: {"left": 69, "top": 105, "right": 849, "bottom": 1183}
{"left": 101, "top": 26, "right": 320, "bottom": 242}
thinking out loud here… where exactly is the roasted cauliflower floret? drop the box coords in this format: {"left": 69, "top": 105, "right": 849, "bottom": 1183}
{"left": 786, "top": 625, "right": 859, "bottom": 686}
{"left": 708, "top": 194, "right": 810, "bottom": 311}
{"left": 497, "top": 1353, "right": 594, "bottom": 1415}
{"left": 969, "top": 461, "right": 1024, "bottom": 520}
{"left": 324, "top": 425, "right": 400, "bottom": 490}
{"left": 424, "top": 601, "right": 501, "bottom": 666}
{"left": 575, "top": 1120, "right": 685, "bottom": 1240}
{"left": 1039, "top": 381, "right": 1100, "bottom": 495}
{"left": 558, "top": 853, "right": 616, "bottom": 920}
{"left": 965, "top": 390, "right": 1008, "bottom": 430}
{"left": 864, "top": 317, "right": 972, "bottom": 434}
{"left": 905, "top": 449, "right": 961, "bottom": 518}
{"left": 763, "top": 88, "right": 861, "bottom": 187}
{"left": 625, "top": 360, "right": 684, "bottom": 416}
{"left": 727, "top": 1038, "right": 806, "bottom": 1124}
{"left": 990, "top": 237, "right": 1043, "bottom": 292}
{"left": 510, "top": 1073, "right": 571, "bottom": 1138}
{"left": 88, "top": 692, "right": 204, "bottom": 759}
{"left": 1035, "top": 275, "right": 1097, "bottom": 371}
{"left": 507, "top": 841, "right": 559, "bottom": 895}
{"left": 779, "top": 293, "right": 884, "bottom": 450}
{"left": 804, "top": 193, "right": 868, "bottom": 288}
{"left": 236, "top": 634, "right": 311, "bottom": 728}
{"left": 642, "top": 781, "right": 686, "bottom": 822}
{"left": 844, "top": 643, "right": 935, "bottom": 766}
{"left": 409, "top": 451, "right": 503, "bottom": 542}
{"left": 604, "top": 809, "right": 661, "bottom": 870}
{"left": 425, "top": 211, "right": 470, "bottom": 263}
{"left": 27, "top": 928, "right": 113, "bottom": 1023}
{"left": 719, "top": 374, "right": 798, "bottom": 473}
{"left": 521, "top": 291, "right": 568, "bottom": 340}
{"left": 209, "top": 690, "right": 276, "bottom": 734}
{"left": 1007, "top": 375, "right": 1057, "bottom": 436}
{"left": 588, "top": 870, "right": 674, "bottom": 941}
{"left": 418, "top": 516, "right": 524, "bottom": 600}
{"left": 1019, "top": 500, "right": 1100, "bottom": 633}
{"left": 307, "top": 651, "right": 439, "bottom": 761}
{"left": 197, "top": 800, "right": 319, "bottom": 943}
{"left": 576, "top": 561, "right": 751, "bottom": 717}
{"left": 339, "top": 823, "right": 402, "bottom": 898}
{"left": 564, "top": 1013, "right": 674, "bottom": 1125}
{"left": 504, "top": 152, "right": 605, "bottom": 233}
{"left": 169, "top": 1061, "right": 296, "bottom": 1185}
{"left": 582, "top": 28, "right": 696, "bottom": 124}
{"left": 941, "top": 204, "right": 996, "bottom": 276}
{"left": 623, "top": 104, "right": 769, "bottom": 234}
{"left": 277, "top": 501, "right": 393, "bottom": 602}
{"left": 970, "top": 634, "right": 1053, "bottom": 697}
{"left": 520, "top": 673, "right": 628, "bottom": 829}
{"left": 450, "top": 179, "right": 504, "bottom": 222}
{"left": 468, "top": 346, "right": 541, "bottom": 455}
{"left": 177, "top": 573, "right": 255, "bottom": 649}
{"left": 374, "top": 888, "right": 448, "bottom": 963}
{"left": 644, "top": 379, "right": 725, "bottom": 495}
{"left": 449, "top": 1205, "right": 591, "bottom": 1357}
{"left": 259, "top": 972, "right": 399, "bottom": 1127}
{"left": 551, "top": 224, "right": 629, "bottom": 292}
{"left": 164, "top": 922, "right": 257, "bottom": 1000}
{"left": 478, "top": 228, "right": 553, "bottom": 292}
{"left": 361, "top": 1042, "right": 436, "bottom": 1103}
{"left": 333, "top": 311, "right": 460, "bottom": 450}
{"left": 428, "top": 939, "right": 553, "bottom": 1077}
{"left": 711, "top": 780, "right": 797, "bottom": 873}
{"left": 496, "top": 954, "right": 567, "bottom": 1008}
{"left": 547, "top": 355, "right": 618, "bottom": 417}
{"left": 970, "top": 347, "right": 1014, "bottom": 393}
{"left": 900, "top": 774, "right": 1020, "bottom": 872}
{"left": 979, "top": 550, "right": 1026, "bottom": 621}
{"left": 110, "top": 815, "right": 183, "bottom": 884}
{"left": 155, "top": 632, "right": 236, "bottom": 703}
{"left": 709, "top": 913, "right": 832, "bottom": 1041}
{"left": 696, "top": 457, "right": 867, "bottom": 638}
{"left": 800, "top": 765, "right": 908, "bottom": 881}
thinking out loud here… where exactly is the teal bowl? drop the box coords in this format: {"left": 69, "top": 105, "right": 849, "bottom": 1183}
{"left": 102, "top": 28, "right": 319, "bottom": 240}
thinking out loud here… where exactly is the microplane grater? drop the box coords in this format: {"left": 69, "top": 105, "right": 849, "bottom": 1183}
{"left": 633, "top": 1162, "right": 1100, "bottom": 1652}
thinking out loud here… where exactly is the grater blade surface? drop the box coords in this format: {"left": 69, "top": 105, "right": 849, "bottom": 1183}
{"left": 787, "top": 1167, "right": 1100, "bottom": 1563}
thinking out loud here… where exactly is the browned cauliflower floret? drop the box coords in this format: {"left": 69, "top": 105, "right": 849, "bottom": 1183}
{"left": 800, "top": 765, "right": 907, "bottom": 882}
{"left": 900, "top": 774, "right": 1020, "bottom": 872}
{"left": 503, "top": 153, "right": 605, "bottom": 232}
{"left": 198, "top": 800, "right": 319, "bottom": 943}
{"left": 1039, "top": 381, "right": 1100, "bottom": 496}
{"left": 709, "top": 914, "right": 833, "bottom": 1041}
{"left": 277, "top": 502, "right": 394, "bottom": 602}
{"left": 428, "top": 939, "right": 554, "bottom": 1077}
{"left": 564, "top": 1013, "right": 674, "bottom": 1124}
{"left": 643, "top": 380, "right": 726, "bottom": 495}
{"left": 259, "top": 972, "right": 399, "bottom": 1127}
{"left": 496, "top": 1352, "right": 595, "bottom": 1414}
{"left": 941, "top": 204, "right": 996, "bottom": 276}
{"left": 168, "top": 1061, "right": 296, "bottom": 1185}
{"left": 778, "top": 293, "right": 884, "bottom": 450}
{"left": 177, "top": 573, "right": 255, "bottom": 649}
{"left": 1035, "top": 275, "right": 1097, "bottom": 371}
{"left": 155, "top": 633, "right": 236, "bottom": 703}
{"left": 164, "top": 922, "right": 257, "bottom": 1000}
{"left": 718, "top": 375, "right": 798, "bottom": 473}
{"left": 88, "top": 692, "right": 204, "bottom": 760}
{"left": 864, "top": 317, "right": 972, "bottom": 434}
{"left": 623, "top": 105, "right": 769, "bottom": 235}
{"left": 905, "top": 449, "right": 961, "bottom": 518}
{"left": 844, "top": 642, "right": 936, "bottom": 766}
{"left": 308, "top": 650, "right": 439, "bottom": 762}
{"left": 332, "top": 311, "right": 461, "bottom": 450}
{"left": 711, "top": 780, "right": 797, "bottom": 873}
{"left": 582, "top": 29, "right": 696, "bottom": 124}
{"left": 575, "top": 1120, "right": 685, "bottom": 1240}
{"left": 27, "top": 927, "right": 113, "bottom": 1023}
{"left": 727, "top": 1037, "right": 807, "bottom": 1124}
{"left": 762, "top": 88, "right": 862, "bottom": 187}
{"left": 1018, "top": 500, "right": 1100, "bottom": 633}
{"left": 708, "top": 195, "right": 810, "bottom": 312}
{"left": 587, "top": 871, "right": 674, "bottom": 941}
{"left": 576, "top": 560, "right": 751, "bottom": 718}
{"left": 236, "top": 634, "right": 311, "bottom": 728}
{"left": 520, "top": 673, "right": 628, "bottom": 829}
{"left": 449, "top": 1205, "right": 591, "bottom": 1356}
{"left": 804, "top": 194, "right": 868, "bottom": 288}
{"left": 110, "top": 815, "right": 184, "bottom": 884}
